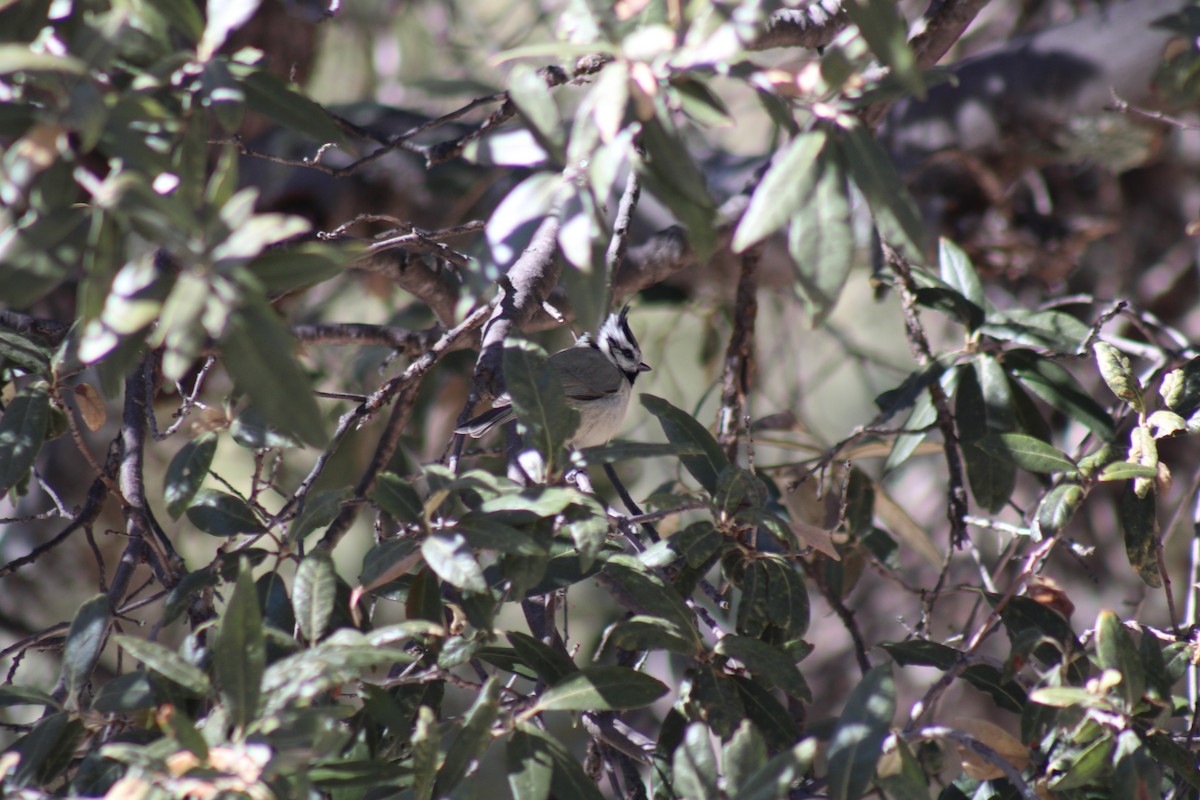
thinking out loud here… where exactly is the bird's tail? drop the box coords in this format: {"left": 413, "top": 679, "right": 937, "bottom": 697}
{"left": 454, "top": 405, "right": 515, "bottom": 438}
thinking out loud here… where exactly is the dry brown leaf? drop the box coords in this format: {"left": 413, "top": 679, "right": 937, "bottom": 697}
{"left": 945, "top": 716, "right": 1029, "bottom": 781}
{"left": 74, "top": 383, "right": 107, "bottom": 431}
{"left": 875, "top": 486, "right": 943, "bottom": 568}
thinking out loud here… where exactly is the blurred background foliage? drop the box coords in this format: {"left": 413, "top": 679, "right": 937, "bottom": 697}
{"left": 4, "top": 0, "right": 1200, "bottom": 797}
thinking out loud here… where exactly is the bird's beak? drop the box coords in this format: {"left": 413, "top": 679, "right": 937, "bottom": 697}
{"left": 639, "top": 361, "right": 652, "bottom": 372}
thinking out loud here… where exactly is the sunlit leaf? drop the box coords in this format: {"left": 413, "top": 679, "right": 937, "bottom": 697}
{"left": 827, "top": 664, "right": 895, "bottom": 800}
{"left": 164, "top": 432, "right": 217, "bottom": 519}
{"left": 534, "top": 666, "right": 669, "bottom": 712}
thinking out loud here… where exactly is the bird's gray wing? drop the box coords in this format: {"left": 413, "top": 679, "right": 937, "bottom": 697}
{"left": 550, "top": 347, "right": 624, "bottom": 401}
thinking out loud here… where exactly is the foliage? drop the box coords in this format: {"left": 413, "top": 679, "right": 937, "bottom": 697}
{"left": 2, "top": 0, "right": 1200, "bottom": 799}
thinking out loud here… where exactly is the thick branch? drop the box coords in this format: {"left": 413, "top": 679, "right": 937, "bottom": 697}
{"left": 718, "top": 247, "right": 761, "bottom": 462}
{"left": 748, "top": 1, "right": 848, "bottom": 51}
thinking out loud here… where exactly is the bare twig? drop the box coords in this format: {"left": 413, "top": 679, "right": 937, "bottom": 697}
{"left": 718, "top": 246, "right": 761, "bottom": 462}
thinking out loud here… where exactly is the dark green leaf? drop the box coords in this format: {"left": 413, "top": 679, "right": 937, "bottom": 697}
{"left": 221, "top": 290, "right": 326, "bottom": 447}
{"left": 507, "top": 726, "right": 554, "bottom": 800}
{"left": 91, "top": 671, "right": 155, "bottom": 713}
{"left": 1119, "top": 484, "right": 1161, "bottom": 588}
{"left": 844, "top": 0, "right": 923, "bottom": 98}
{"left": 434, "top": 678, "right": 501, "bottom": 796}
{"left": 691, "top": 664, "right": 745, "bottom": 738}
{"left": 504, "top": 339, "right": 579, "bottom": 467}
{"left": 0, "top": 330, "right": 51, "bottom": 375}
{"left": 840, "top": 124, "right": 925, "bottom": 258}
{"left": 578, "top": 440, "right": 702, "bottom": 464}
{"left": 763, "top": 556, "right": 810, "bottom": 639}
{"left": 641, "top": 393, "right": 729, "bottom": 493}
{"left": 730, "top": 675, "right": 800, "bottom": 751}
{"left": 1096, "top": 609, "right": 1144, "bottom": 708}
{"left": 976, "top": 432, "right": 1078, "bottom": 475}
{"left": 294, "top": 552, "right": 337, "bottom": 643}
{"left": 114, "top": 635, "right": 210, "bottom": 695}
{"left": 358, "top": 538, "right": 422, "bottom": 592}
{"left": 164, "top": 432, "right": 217, "bottom": 519}
{"left": 515, "top": 723, "right": 606, "bottom": 800}
{"left": 673, "top": 722, "right": 719, "bottom": 799}
{"left": 0, "top": 383, "right": 49, "bottom": 497}
{"left": 410, "top": 705, "right": 438, "bottom": 800}
{"left": 609, "top": 615, "right": 702, "bottom": 656}
{"left": 534, "top": 665, "right": 669, "bottom": 712}
{"left": 8, "top": 712, "right": 76, "bottom": 788}
{"left": 982, "top": 308, "right": 1091, "bottom": 351}
{"left": 788, "top": 141, "right": 854, "bottom": 323}
{"left": 1007, "top": 350, "right": 1115, "bottom": 440}
{"left": 736, "top": 558, "right": 770, "bottom": 638}
{"left": 957, "top": 360, "right": 1015, "bottom": 513}
{"left": 1143, "top": 732, "right": 1200, "bottom": 792}
{"left": 287, "top": 487, "right": 344, "bottom": 543}
{"left": 215, "top": 563, "right": 265, "bottom": 731}
{"left": 456, "top": 514, "right": 546, "bottom": 556}
{"left": 880, "top": 639, "right": 959, "bottom": 669}
{"left": 735, "top": 739, "right": 818, "bottom": 800}
{"left": 733, "top": 129, "right": 827, "bottom": 252}
{"left": 235, "top": 68, "right": 345, "bottom": 145}
{"left": 827, "top": 664, "right": 895, "bottom": 800}
{"left": 506, "top": 630, "right": 577, "bottom": 685}
{"left": 636, "top": 111, "right": 717, "bottom": 259}
{"left": 230, "top": 404, "right": 303, "bottom": 449}
{"left": 245, "top": 245, "right": 345, "bottom": 294}
{"left": 422, "top": 533, "right": 488, "bottom": 594}
{"left": 59, "top": 594, "right": 110, "bottom": 707}
{"left": 186, "top": 488, "right": 265, "bottom": 536}
{"left": 717, "top": 635, "right": 811, "bottom": 701}
{"left": 913, "top": 286, "right": 985, "bottom": 331}
{"left": 0, "top": 685, "right": 59, "bottom": 709}
{"left": 600, "top": 555, "right": 699, "bottom": 646}
{"left": 373, "top": 471, "right": 424, "bottom": 524}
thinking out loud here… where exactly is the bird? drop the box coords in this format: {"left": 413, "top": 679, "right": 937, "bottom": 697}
{"left": 456, "top": 306, "right": 651, "bottom": 449}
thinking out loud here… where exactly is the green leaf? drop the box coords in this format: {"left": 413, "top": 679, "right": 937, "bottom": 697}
{"left": 90, "top": 671, "right": 155, "bottom": 714}
{"left": 507, "top": 726, "right": 554, "bottom": 800}
{"left": 730, "top": 676, "right": 800, "bottom": 751}
{"left": 827, "top": 664, "right": 895, "bottom": 800}
{"left": 410, "top": 705, "right": 438, "bottom": 800}
{"left": 716, "top": 635, "right": 811, "bottom": 701}
{"left": 235, "top": 68, "right": 345, "bottom": 145}
{"left": 788, "top": 141, "right": 854, "bottom": 323}
{"left": 1094, "top": 341, "right": 1143, "bottom": 412}
{"left": 506, "top": 630, "right": 577, "bottom": 684}
{"left": 508, "top": 63, "right": 563, "bottom": 154}
{"left": 358, "top": 537, "right": 423, "bottom": 592}
{"left": 504, "top": 339, "right": 579, "bottom": 467}
{"left": 601, "top": 555, "right": 699, "bottom": 647}
{"left": 640, "top": 393, "right": 729, "bottom": 493}
{"left": 673, "top": 722, "right": 719, "bottom": 799}
{"left": 840, "top": 124, "right": 925, "bottom": 258}
{"left": 735, "top": 739, "right": 818, "bottom": 800}
{"left": 434, "top": 677, "right": 501, "bottom": 796}
{"left": 937, "top": 237, "right": 985, "bottom": 314}
{"left": 0, "top": 330, "right": 51, "bottom": 375}
{"left": 215, "top": 563, "right": 265, "bottom": 731}
{"left": 186, "top": 489, "right": 265, "bottom": 536}
{"left": 844, "top": 0, "right": 923, "bottom": 98}
{"left": 114, "top": 636, "right": 211, "bottom": 695}
{"left": 976, "top": 432, "right": 1078, "bottom": 475}
{"left": 981, "top": 308, "right": 1091, "bottom": 351}
{"left": 577, "top": 440, "right": 702, "bottom": 464}
{"left": 0, "top": 383, "right": 49, "bottom": 497}
{"left": 1100, "top": 461, "right": 1160, "bottom": 481}
{"left": 1096, "top": 610, "right": 1144, "bottom": 709}
{"left": 1034, "top": 482, "right": 1085, "bottom": 539}
{"left": 533, "top": 665, "right": 669, "bottom": 712}
{"left": 0, "top": 46, "right": 85, "bottom": 75}
{"left": 455, "top": 515, "right": 545, "bottom": 556}
{"left": 956, "top": 359, "right": 1015, "bottom": 513}
{"left": 1119, "top": 484, "right": 1161, "bottom": 588}
{"left": 164, "top": 432, "right": 217, "bottom": 519}
{"left": 293, "top": 552, "right": 337, "bottom": 643}
{"left": 723, "top": 721, "right": 768, "bottom": 798}
{"left": 245, "top": 245, "right": 345, "bottom": 294}
{"left": 635, "top": 111, "right": 717, "bottom": 259}
{"left": 0, "top": 685, "right": 59, "bottom": 709}
{"left": 762, "top": 556, "right": 810, "bottom": 639}
{"left": 733, "top": 129, "right": 827, "bottom": 252}
{"left": 221, "top": 291, "right": 326, "bottom": 447}
{"left": 1007, "top": 349, "right": 1115, "bottom": 441}
{"left": 59, "top": 595, "right": 111, "bottom": 707}
{"left": 513, "top": 723, "right": 606, "bottom": 800}
{"left": 199, "top": 0, "right": 264, "bottom": 61}
{"left": 608, "top": 615, "right": 702, "bottom": 656}
{"left": 422, "top": 533, "right": 488, "bottom": 594}
{"left": 287, "top": 487, "right": 345, "bottom": 543}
